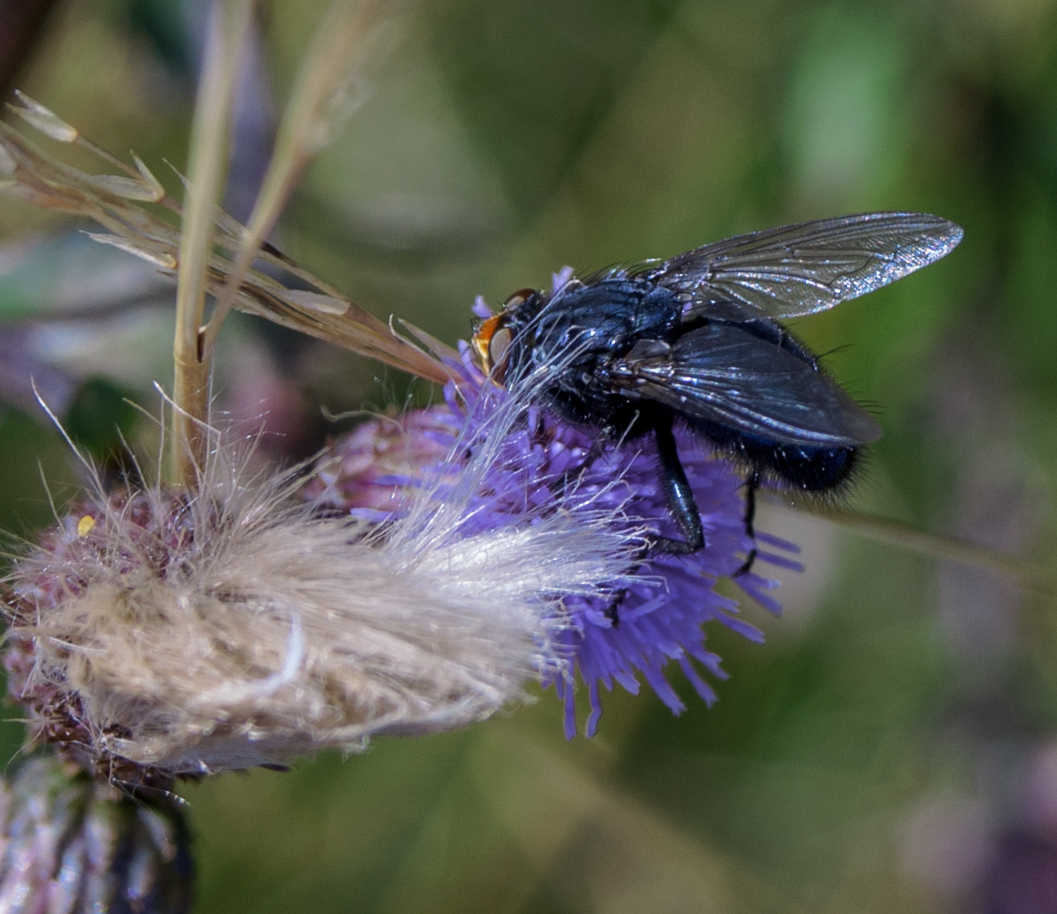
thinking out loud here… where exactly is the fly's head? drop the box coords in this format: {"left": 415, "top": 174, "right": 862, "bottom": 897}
{"left": 471, "top": 288, "right": 542, "bottom": 384}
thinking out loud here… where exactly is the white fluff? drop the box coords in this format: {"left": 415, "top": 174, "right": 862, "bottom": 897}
{"left": 7, "top": 384, "right": 640, "bottom": 779}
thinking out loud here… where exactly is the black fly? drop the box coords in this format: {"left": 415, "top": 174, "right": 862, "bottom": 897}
{"left": 472, "top": 212, "right": 962, "bottom": 570}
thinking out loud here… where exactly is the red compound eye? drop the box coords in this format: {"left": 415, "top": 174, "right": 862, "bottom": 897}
{"left": 471, "top": 313, "right": 504, "bottom": 374}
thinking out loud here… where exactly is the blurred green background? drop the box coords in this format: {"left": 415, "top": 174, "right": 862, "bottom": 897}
{"left": 2, "top": 0, "right": 1057, "bottom": 911}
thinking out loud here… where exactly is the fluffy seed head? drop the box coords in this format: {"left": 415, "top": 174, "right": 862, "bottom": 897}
{"left": 3, "top": 386, "right": 641, "bottom": 781}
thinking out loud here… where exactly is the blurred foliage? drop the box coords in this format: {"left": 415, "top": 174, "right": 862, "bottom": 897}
{"left": 2, "top": 0, "right": 1057, "bottom": 911}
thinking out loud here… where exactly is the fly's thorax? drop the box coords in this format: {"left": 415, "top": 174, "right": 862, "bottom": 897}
{"left": 524, "top": 280, "right": 679, "bottom": 375}
{"left": 541, "top": 279, "right": 682, "bottom": 343}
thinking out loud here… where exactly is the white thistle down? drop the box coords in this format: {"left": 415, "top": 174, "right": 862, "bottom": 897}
{"left": 5, "top": 385, "right": 641, "bottom": 782}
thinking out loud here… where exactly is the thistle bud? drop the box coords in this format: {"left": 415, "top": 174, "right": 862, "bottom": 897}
{"left": 0, "top": 755, "right": 193, "bottom": 913}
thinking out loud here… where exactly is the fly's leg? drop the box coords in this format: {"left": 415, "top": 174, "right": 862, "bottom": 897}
{"left": 594, "top": 415, "right": 709, "bottom": 626}
{"left": 607, "top": 417, "right": 705, "bottom": 626}
{"left": 548, "top": 405, "right": 649, "bottom": 497}
{"left": 733, "top": 472, "right": 760, "bottom": 577}
{"left": 647, "top": 413, "right": 706, "bottom": 555}
{"left": 604, "top": 588, "right": 628, "bottom": 627}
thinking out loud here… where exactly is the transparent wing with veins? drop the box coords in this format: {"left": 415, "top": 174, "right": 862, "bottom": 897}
{"left": 634, "top": 212, "right": 963, "bottom": 319}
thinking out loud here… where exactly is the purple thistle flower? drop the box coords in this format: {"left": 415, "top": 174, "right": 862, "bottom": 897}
{"left": 314, "top": 288, "right": 802, "bottom": 737}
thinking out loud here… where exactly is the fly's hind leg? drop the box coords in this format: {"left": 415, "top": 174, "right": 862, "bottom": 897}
{"left": 733, "top": 471, "right": 760, "bottom": 577}
{"left": 604, "top": 588, "right": 628, "bottom": 627}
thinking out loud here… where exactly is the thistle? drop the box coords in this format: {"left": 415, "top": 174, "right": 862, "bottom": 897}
{"left": 3, "top": 397, "right": 645, "bottom": 781}
{"left": 0, "top": 756, "right": 192, "bottom": 913}
{"left": 306, "top": 287, "right": 797, "bottom": 738}
{"left": 0, "top": 0, "right": 791, "bottom": 788}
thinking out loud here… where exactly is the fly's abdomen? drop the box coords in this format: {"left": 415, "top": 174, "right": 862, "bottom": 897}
{"left": 747, "top": 439, "right": 859, "bottom": 491}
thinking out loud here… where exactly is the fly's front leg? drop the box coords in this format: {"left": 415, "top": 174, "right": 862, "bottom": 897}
{"left": 547, "top": 436, "right": 606, "bottom": 497}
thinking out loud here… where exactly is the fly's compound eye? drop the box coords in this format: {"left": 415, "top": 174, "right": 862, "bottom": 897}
{"left": 487, "top": 326, "right": 514, "bottom": 383}
{"left": 472, "top": 288, "right": 539, "bottom": 381}
{"left": 472, "top": 313, "right": 513, "bottom": 380}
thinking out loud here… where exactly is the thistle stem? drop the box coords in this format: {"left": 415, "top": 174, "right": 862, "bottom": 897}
{"left": 170, "top": 0, "right": 254, "bottom": 487}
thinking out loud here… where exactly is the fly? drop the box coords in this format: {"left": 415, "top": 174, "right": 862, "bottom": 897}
{"left": 473, "top": 212, "right": 963, "bottom": 572}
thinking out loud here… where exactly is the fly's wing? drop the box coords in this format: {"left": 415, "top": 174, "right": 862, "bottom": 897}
{"left": 638, "top": 212, "right": 962, "bottom": 319}
{"left": 606, "top": 324, "right": 883, "bottom": 446}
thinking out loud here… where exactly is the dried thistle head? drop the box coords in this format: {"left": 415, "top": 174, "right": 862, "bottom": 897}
{"left": 2, "top": 371, "right": 642, "bottom": 783}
